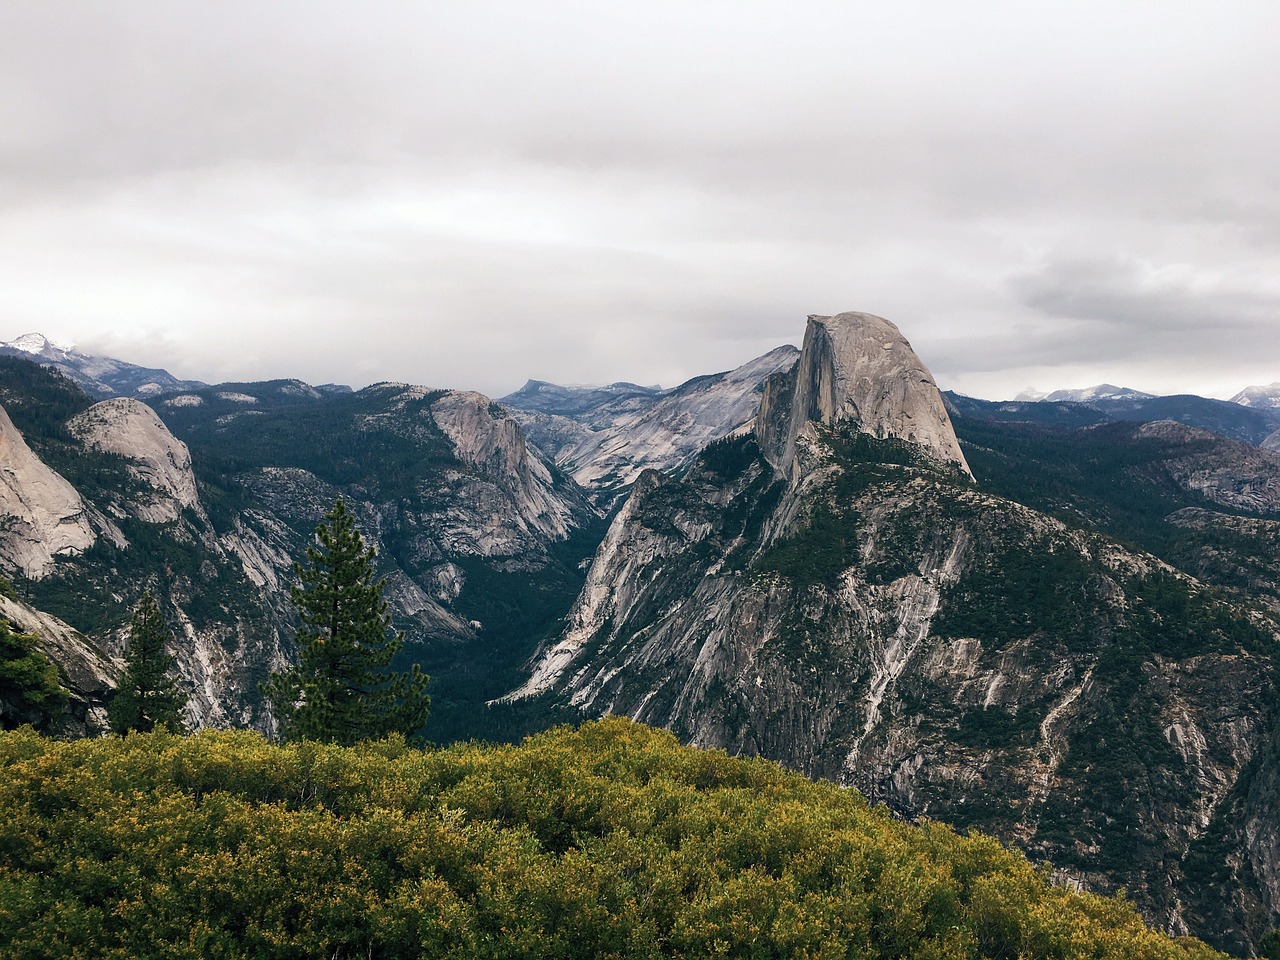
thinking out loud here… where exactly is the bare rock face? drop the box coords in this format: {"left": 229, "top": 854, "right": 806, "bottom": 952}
{"left": 758, "top": 313, "right": 971, "bottom": 479}
{"left": 429, "top": 390, "right": 583, "bottom": 543}
{"left": 0, "top": 594, "right": 118, "bottom": 735}
{"left": 505, "top": 346, "right": 801, "bottom": 506}
{"left": 67, "top": 398, "right": 201, "bottom": 522}
{"left": 0, "top": 402, "right": 97, "bottom": 577}
{"left": 499, "top": 469, "right": 670, "bottom": 702}
{"left": 1130, "top": 419, "right": 1280, "bottom": 514}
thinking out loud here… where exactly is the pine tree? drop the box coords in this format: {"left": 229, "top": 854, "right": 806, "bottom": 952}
{"left": 0, "top": 610, "right": 69, "bottom": 731}
{"left": 263, "top": 497, "right": 429, "bottom": 745}
{"left": 108, "top": 590, "right": 186, "bottom": 734}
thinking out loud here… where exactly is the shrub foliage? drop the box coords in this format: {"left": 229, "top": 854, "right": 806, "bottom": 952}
{"left": 0, "top": 719, "right": 1227, "bottom": 960}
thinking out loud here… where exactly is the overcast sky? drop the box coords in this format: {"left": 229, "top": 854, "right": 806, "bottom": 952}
{"left": 2, "top": 2, "right": 1277, "bottom": 400}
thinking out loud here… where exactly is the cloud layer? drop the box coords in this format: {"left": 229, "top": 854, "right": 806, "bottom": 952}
{"left": 2, "top": 2, "right": 1277, "bottom": 400}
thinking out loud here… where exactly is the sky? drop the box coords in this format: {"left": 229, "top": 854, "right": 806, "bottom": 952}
{"left": 1, "top": 2, "right": 1278, "bottom": 401}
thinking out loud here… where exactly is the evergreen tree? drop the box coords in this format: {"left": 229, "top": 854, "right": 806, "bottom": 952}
{"left": 108, "top": 590, "right": 186, "bottom": 734}
{"left": 263, "top": 497, "right": 429, "bottom": 745}
{"left": 0, "top": 604, "right": 69, "bottom": 731}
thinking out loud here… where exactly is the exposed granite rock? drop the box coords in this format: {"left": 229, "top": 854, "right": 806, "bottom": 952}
{"left": 0, "top": 593, "right": 118, "bottom": 735}
{"left": 66, "top": 398, "right": 201, "bottom": 522}
{"left": 430, "top": 390, "right": 581, "bottom": 542}
{"left": 505, "top": 346, "right": 800, "bottom": 505}
{"left": 0, "top": 402, "right": 97, "bottom": 577}
{"left": 757, "top": 313, "right": 971, "bottom": 479}
{"left": 1128, "top": 419, "right": 1280, "bottom": 514}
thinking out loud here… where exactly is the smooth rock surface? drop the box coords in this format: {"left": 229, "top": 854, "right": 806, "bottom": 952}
{"left": 758, "top": 313, "right": 971, "bottom": 478}
{"left": 67, "top": 398, "right": 201, "bottom": 522}
{"left": 0, "top": 402, "right": 97, "bottom": 576}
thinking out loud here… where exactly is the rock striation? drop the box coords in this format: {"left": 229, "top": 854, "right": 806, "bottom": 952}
{"left": 0, "top": 402, "right": 97, "bottom": 577}
{"left": 505, "top": 346, "right": 800, "bottom": 505}
{"left": 430, "top": 390, "right": 581, "bottom": 543}
{"left": 758, "top": 312, "right": 971, "bottom": 479}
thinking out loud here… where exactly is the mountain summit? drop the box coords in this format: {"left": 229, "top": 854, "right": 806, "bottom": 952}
{"left": 0, "top": 334, "right": 205, "bottom": 398}
{"left": 505, "top": 310, "right": 1279, "bottom": 952}
{"left": 758, "top": 312, "right": 971, "bottom": 478}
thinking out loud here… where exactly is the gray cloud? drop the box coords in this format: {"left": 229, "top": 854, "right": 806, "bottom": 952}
{"left": 2, "top": 2, "right": 1278, "bottom": 400}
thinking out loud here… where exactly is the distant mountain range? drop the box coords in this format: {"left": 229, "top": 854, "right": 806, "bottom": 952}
{"left": 1015, "top": 383, "right": 1155, "bottom": 402}
{"left": 501, "top": 346, "right": 800, "bottom": 506}
{"left": 2, "top": 325, "right": 1280, "bottom": 952}
{"left": 0, "top": 333, "right": 208, "bottom": 398}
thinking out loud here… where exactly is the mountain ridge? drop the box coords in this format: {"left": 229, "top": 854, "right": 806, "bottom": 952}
{"left": 3, "top": 323, "right": 1279, "bottom": 951}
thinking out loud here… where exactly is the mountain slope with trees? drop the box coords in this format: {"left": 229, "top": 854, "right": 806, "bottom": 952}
{"left": 508, "top": 314, "right": 1280, "bottom": 954}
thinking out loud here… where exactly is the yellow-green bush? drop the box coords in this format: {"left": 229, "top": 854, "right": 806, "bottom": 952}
{"left": 0, "top": 719, "right": 1228, "bottom": 959}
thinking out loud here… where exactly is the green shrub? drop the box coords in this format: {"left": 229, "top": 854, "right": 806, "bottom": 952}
{"left": 0, "top": 719, "right": 1228, "bottom": 960}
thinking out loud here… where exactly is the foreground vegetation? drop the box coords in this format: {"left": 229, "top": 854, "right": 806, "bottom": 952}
{"left": 0, "top": 719, "right": 1227, "bottom": 960}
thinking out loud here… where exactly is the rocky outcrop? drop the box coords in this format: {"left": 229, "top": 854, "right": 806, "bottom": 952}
{"left": 0, "top": 593, "right": 118, "bottom": 735}
{"left": 0, "top": 402, "right": 97, "bottom": 577}
{"left": 757, "top": 313, "right": 971, "bottom": 479}
{"left": 66, "top": 398, "right": 201, "bottom": 522}
{"left": 430, "top": 390, "right": 582, "bottom": 542}
{"left": 1127, "top": 419, "right": 1280, "bottom": 514}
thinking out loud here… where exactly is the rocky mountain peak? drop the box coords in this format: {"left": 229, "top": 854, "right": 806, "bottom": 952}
{"left": 757, "top": 312, "right": 972, "bottom": 479}
{"left": 3, "top": 333, "right": 73, "bottom": 360}
{"left": 66, "top": 398, "right": 200, "bottom": 523}
{"left": 1231, "top": 381, "right": 1280, "bottom": 409}
{"left": 427, "top": 389, "right": 591, "bottom": 543}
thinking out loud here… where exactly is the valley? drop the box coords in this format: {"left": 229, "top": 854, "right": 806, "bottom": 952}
{"left": 1, "top": 318, "right": 1278, "bottom": 953}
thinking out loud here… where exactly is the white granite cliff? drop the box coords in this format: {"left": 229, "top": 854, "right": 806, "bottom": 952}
{"left": 757, "top": 312, "right": 971, "bottom": 480}
{"left": 0, "top": 402, "right": 98, "bottom": 576}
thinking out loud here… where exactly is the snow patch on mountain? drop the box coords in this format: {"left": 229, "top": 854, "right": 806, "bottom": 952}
{"left": 1019, "top": 384, "right": 1155, "bottom": 403}
{"left": 1231, "top": 382, "right": 1280, "bottom": 409}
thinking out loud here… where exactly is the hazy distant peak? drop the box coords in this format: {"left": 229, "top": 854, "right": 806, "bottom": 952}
{"left": 0, "top": 333, "right": 204, "bottom": 399}
{"left": 3, "top": 332, "right": 73, "bottom": 358}
{"left": 1039, "top": 384, "right": 1154, "bottom": 403}
{"left": 1230, "top": 382, "right": 1280, "bottom": 409}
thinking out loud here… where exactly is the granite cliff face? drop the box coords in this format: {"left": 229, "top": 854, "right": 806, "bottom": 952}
{"left": 757, "top": 313, "right": 971, "bottom": 479}
{"left": 66, "top": 398, "right": 201, "bottom": 523}
{"left": 509, "top": 311, "right": 1279, "bottom": 954}
{"left": 0, "top": 402, "right": 98, "bottom": 577}
{"left": 0, "top": 593, "right": 118, "bottom": 736}
{"left": 429, "top": 390, "right": 582, "bottom": 545}
{"left": 504, "top": 346, "right": 800, "bottom": 505}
